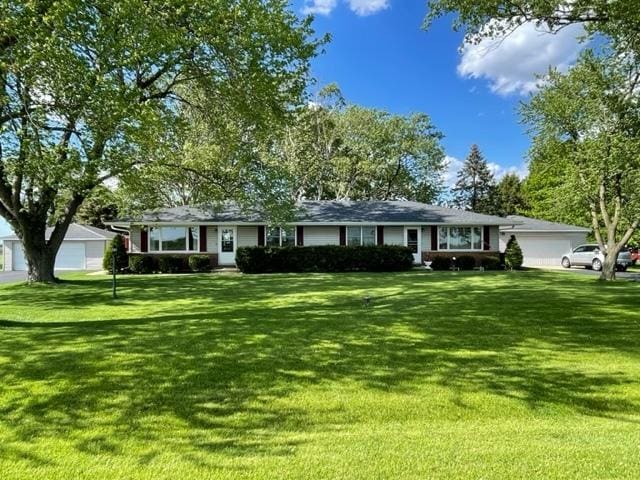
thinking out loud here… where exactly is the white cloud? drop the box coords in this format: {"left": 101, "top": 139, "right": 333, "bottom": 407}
{"left": 443, "top": 155, "right": 464, "bottom": 187}
{"left": 302, "top": 0, "right": 388, "bottom": 16}
{"left": 347, "top": 0, "right": 389, "bottom": 16}
{"left": 443, "top": 155, "right": 528, "bottom": 188}
{"left": 458, "top": 21, "right": 585, "bottom": 96}
{"left": 487, "top": 162, "right": 528, "bottom": 180}
{"left": 302, "top": 0, "right": 338, "bottom": 15}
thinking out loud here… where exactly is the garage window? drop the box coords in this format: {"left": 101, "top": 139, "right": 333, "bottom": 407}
{"left": 149, "top": 226, "right": 200, "bottom": 252}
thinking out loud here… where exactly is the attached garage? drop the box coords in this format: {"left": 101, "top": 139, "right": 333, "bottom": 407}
{"left": 2, "top": 224, "right": 118, "bottom": 272}
{"left": 499, "top": 216, "right": 590, "bottom": 268}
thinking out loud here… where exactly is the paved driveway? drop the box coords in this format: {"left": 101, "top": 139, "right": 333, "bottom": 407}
{"left": 0, "top": 271, "right": 27, "bottom": 283}
{"left": 550, "top": 267, "right": 640, "bottom": 281}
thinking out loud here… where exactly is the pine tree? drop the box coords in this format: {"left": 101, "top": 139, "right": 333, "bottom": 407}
{"left": 505, "top": 235, "right": 524, "bottom": 270}
{"left": 452, "top": 145, "right": 496, "bottom": 213}
{"left": 103, "top": 235, "right": 129, "bottom": 273}
{"left": 495, "top": 173, "right": 526, "bottom": 217}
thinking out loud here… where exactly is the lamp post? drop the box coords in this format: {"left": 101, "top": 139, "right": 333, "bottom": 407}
{"left": 111, "top": 243, "right": 117, "bottom": 299}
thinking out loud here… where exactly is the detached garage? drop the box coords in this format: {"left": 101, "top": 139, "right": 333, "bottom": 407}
{"left": 1, "top": 224, "right": 118, "bottom": 272}
{"left": 499, "top": 216, "right": 590, "bottom": 268}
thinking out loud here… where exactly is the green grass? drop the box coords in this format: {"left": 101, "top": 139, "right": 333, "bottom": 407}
{"left": 1, "top": 270, "right": 639, "bottom": 479}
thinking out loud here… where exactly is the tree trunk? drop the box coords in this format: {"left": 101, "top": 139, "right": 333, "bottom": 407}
{"left": 25, "top": 247, "right": 57, "bottom": 283}
{"left": 599, "top": 248, "right": 619, "bottom": 282}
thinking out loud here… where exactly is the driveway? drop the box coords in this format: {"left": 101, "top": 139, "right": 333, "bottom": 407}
{"left": 0, "top": 271, "right": 27, "bottom": 283}
{"left": 549, "top": 267, "right": 640, "bottom": 281}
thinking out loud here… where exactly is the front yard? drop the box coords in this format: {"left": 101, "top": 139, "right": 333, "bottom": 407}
{"left": 0, "top": 271, "right": 639, "bottom": 479}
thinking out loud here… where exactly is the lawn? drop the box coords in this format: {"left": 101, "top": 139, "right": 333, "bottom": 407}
{"left": 0, "top": 270, "right": 639, "bottom": 479}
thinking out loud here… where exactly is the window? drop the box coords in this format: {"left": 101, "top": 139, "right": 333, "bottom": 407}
{"left": 148, "top": 226, "right": 200, "bottom": 252}
{"left": 266, "top": 227, "right": 296, "bottom": 247}
{"left": 347, "top": 226, "right": 376, "bottom": 246}
{"left": 438, "top": 226, "right": 483, "bottom": 251}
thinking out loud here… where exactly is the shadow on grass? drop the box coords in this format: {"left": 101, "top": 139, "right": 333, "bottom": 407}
{"left": 0, "top": 271, "right": 639, "bottom": 467}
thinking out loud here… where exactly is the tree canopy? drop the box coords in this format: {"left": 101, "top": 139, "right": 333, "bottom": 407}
{"left": 451, "top": 144, "right": 496, "bottom": 214}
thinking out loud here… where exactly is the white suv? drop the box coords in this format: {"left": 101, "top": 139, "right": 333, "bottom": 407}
{"left": 561, "top": 244, "right": 633, "bottom": 272}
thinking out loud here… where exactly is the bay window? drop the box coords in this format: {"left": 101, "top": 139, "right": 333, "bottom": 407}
{"left": 347, "top": 226, "right": 376, "bottom": 246}
{"left": 438, "top": 226, "right": 482, "bottom": 251}
{"left": 148, "top": 226, "right": 200, "bottom": 252}
{"left": 266, "top": 227, "right": 295, "bottom": 247}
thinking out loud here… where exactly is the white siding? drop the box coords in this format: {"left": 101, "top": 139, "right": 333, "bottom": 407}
{"left": 129, "top": 226, "right": 142, "bottom": 253}
{"left": 4, "top": 240, "right": 12, "bottom": 272}
{"left": 206, "top": 226, "right": 217, "bottom": 253}
{"left": 499, "top": 231, "right": 587, "bottom": 267}
{"left": 85, "top": 240, "right": 107, "bottom": 270}
{"left": 421, "top": 227, "right": 431, "bottom": 252}
{"left": 238, "top": 226, "right": 259, "bottom": 248}
{"left": 384, "top": 226, "right": 404, "bottom": 246}
{"left": 304, "top": 226, "right": 340, "bottom": 246}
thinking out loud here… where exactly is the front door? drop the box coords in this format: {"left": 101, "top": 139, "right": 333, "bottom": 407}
{"left": 218, "top": 227, "right": 237, "bottom": 265}
{"left": 404, "top": 227, "right": 421, "bottom": 264}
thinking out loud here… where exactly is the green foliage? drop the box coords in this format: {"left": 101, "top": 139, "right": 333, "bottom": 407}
{"left": 452, "top": 144, "right": 496, "bottom": 214}
{"left": 505, "top": 236, "right": 524, "bottom": 270}
{"left": 128, "top": 255, "right": 155, "bottom": 274}
{"left": 455, "top": 255, "right": 477, "bottom": 270}
{"left": 188, "top": 255, "right": 211, "bottom": 273}
{"left": 495, "top": 173, "right": 527, "bottom": 217}
{"left": 157, "top": 256, "right": 186, "bottom": 274}
{"left": 102, "top": 235, "right": 128, "bottom": 273}
{"left": 428, "top": 256, "right": 452, "bottom": 271}
{"left": 236, "top": 245, "right": 414, "bottom": 273}
{"left": 480, "top": 255, "right": 503, "bottom": 271}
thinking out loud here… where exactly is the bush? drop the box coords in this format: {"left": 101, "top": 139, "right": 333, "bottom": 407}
{"left": 505, "top": 235, "right": 524, "bottom": 270}
{"left": 480, "top": 255, "right": 502, "bottom": 271}
{"left": 189, "top": 255, "right": 211, "bottom": 272}
{"left": 429, "top": 256, "right": 452, "bottom": 271}
{"left": 129, "top": 255, "right": 155, "bottom": 274}
{"left": 455, "top": 255, "right": 477, "bottom": 270}
{"left": 236, "top": 245, "right": 414, "bottom": 274}
{"left": 103, "top": 234, "right": 128, "bottom": 273}
{"left": 158, "top": 255, "right": 186, "bottom": 273}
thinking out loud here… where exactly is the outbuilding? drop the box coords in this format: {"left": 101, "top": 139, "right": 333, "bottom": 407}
{"left": 499, "top": 215, "right": 590, "bottom": 267}
{"left": 1, "top": 224, "right": 118, "bottom": 272}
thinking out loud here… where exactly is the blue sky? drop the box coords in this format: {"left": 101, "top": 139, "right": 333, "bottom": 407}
{"left": 296, "top": 0, "right": 585, "bottom": 183}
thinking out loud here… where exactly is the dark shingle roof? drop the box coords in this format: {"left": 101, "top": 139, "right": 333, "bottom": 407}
{"left": 501, "top": 215, "right": 590, "bottom": 233}
{"left": 0, "top": 223, "right": 118, "bottom": 241}
{"left": 113, "top": 201, "right": 517, "bottom": 226}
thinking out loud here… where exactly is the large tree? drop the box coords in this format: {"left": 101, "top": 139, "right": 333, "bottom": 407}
{"left": 495, "top": 173, "right": 527, "bottom": 217}
{"left": 521, "top": 51, "right": 640, "bottom": 281}
{"left": 0, "top": 0, "right": 320, "bottom": 282}
{"left": 451, "top": 144, "right": 496, "bottom": 213}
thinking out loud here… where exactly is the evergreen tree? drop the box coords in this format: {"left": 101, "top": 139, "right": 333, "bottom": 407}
{"left": 103, "top": 235, "right": 129, "bottom": 273}
{"left": 452, "top": 145, "right": 496, "bottom": 213}
{"left": 505, "top": 235, "right": 524, "bottom": 270}
{"left": 495, "top": 173, "right": 527, "bottom": 217}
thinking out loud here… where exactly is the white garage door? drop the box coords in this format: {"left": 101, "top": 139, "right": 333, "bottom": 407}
{"left": 13, "top": 242, "right": 86, "bottom": 271}
{"left": 517, "top": 235, "right": 572, "bottom": 267}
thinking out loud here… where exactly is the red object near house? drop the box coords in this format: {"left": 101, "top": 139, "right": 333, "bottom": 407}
{"left": 631, "top": 248, "right": 640, "bottom": 265}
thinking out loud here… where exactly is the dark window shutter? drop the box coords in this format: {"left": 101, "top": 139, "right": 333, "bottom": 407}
{"left": 377, "top": 226, "right": 384, "bottom": 245}
{"left": 339, "top": 226, "right": 346, "bottom": 246}
{"left": 483, "top": 226, "right": 491, "bottom": 251}
{"left": 430, "top": 226, "right": 438, "bottom": 251}
{"left": 199, "top": 226, "right": 207, "bottom": 252}
{"left": 140, "top": 227, "right": 148, "bottom": 253}
{"left": 296, "top": 226, "right": 304, "bottom": 246}
{"left": 258, "top": 225, "right": 265, "bottom": 246}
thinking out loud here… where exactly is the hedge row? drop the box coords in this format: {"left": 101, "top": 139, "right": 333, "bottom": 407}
{"left": 236, "top": 245, "right": 414, "bottom": 273}
{"left": 428, "top": 255, "right": 503, "bottom": 271}
{"left": 128, "top": 255, "right": 212, "bottom": 274}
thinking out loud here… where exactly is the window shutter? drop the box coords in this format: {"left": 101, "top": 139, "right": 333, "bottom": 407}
{"left": 339, "top": 226, "right": 346, "bottom": 246}
{"left": 258, "top": 225, "right": 265, "bottom": 246}
{"left": 430, "top": 226, "right": 438, "bottom": 251}
{"left": 377, "top": 226, "right": 384, "bottom": 245}
{"left": 140, "top": 227, "right": 148, "bottom": 253}
{"left": 296, "top": 226, "right": 304, "bottom": 246}
{"left": 199, "top": 226, "right": 207, "bottom": 252}
{"left": 483, "top": 226, "right": 491, "bottom": 251}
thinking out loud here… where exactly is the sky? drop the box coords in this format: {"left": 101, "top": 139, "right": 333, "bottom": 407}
{"left": 296, "top": 0, "right": 585, "bottom": 184}
{"left": 0, "top": 1, "right": 586, "bottom": 236}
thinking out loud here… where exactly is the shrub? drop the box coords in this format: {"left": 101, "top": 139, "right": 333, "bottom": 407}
{"left": 129, "top": 255, "right": 155, "bottom": 274}
{"left": 480, "top": 255, "right": 502, "bottom": 271}
{"left": 158, "top": 255, "right": 185, "bottom": 273}
{"left": 189, "top": 255, "right": 211, "bottom": 272}
{"left": 236, "top": 245, "right": 414, "bottom": 274}
{"left": 505, "top": 235, "right": 524, "bottom": 270}
{"left": 429, "top": 256, "right": 452, "bottom": 271}
{"left": 456, "top": 255, "right": 477, "bottom": 270}
{"left": 103, "top": 234, "right": 128, "bottom": 273}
